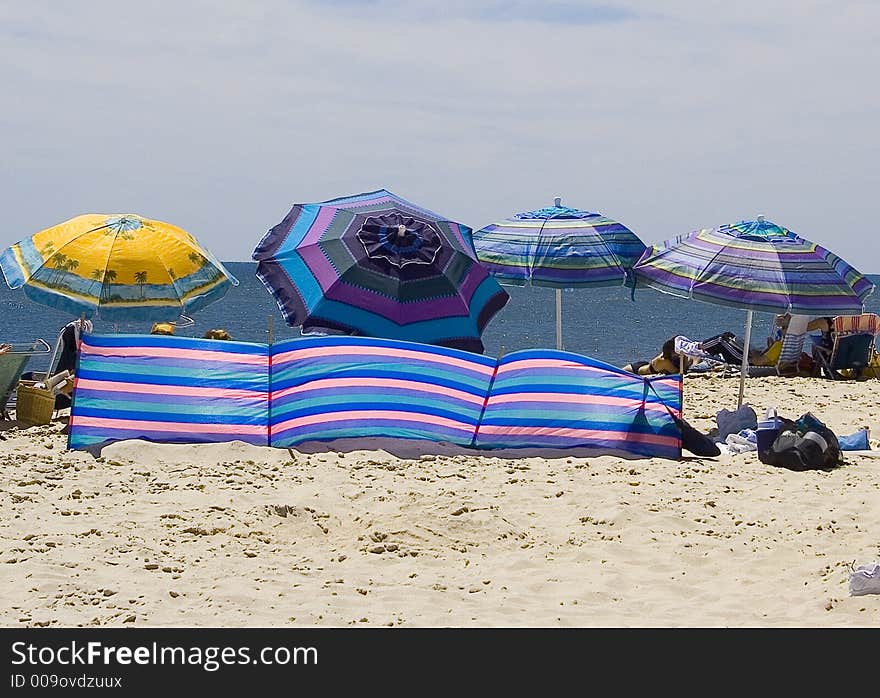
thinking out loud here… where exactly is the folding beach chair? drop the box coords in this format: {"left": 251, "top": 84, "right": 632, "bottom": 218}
{"left": 0, "top": 339, "right": 52, "bottom": 420}
{"left": 775, "top": 314, "right": 810, "bottom": 377}
{"left": 812, "top": 313, "right": 880, "bottom": 380}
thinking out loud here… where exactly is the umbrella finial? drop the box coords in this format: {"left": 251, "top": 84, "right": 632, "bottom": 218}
{"left": 554, "top": 196, "right": 562, "bottom": 207}
{"left": 397, "top": 224, "right": 407, "bottom": 239}
{"left": 757, "top": 214, "right": 765, "bottom": 223}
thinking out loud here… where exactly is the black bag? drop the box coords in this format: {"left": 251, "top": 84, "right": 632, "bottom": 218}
{"left": 765, "top": 412, "right": 841, "bottom": 471}
{"left": 675, "top": 416, "right": 722, "bottom": 457}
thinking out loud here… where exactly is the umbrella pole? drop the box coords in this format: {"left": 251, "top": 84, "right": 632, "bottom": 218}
{"left": 267, "top": 315, "right": 274, "bottom": 345}
{"left": 737, "top": 309, "right": 753, "bottom": 409}
{"left": 555, "top": 288, "right": 563, "bottom": 351}
{"left": 679, "top": 349, "right": 686, "bottom": 419}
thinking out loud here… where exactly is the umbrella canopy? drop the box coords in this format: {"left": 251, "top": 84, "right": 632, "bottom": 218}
{"left": 634, "top": 215, "right": 875, "bottom": 407}
{"left": 472, "top": 198, "right": 647, "bottom": 288}
{"left": 472, "top": 197, "right": 646, "bottom": 349}
{"left": 252, "top": 189, "right": 510, "bottom": 354}
{"left": 0, "top": 213, "right": 238, "bottom": 322}
{"left": 632, "top": 217, "right": 874, "bottom": 316}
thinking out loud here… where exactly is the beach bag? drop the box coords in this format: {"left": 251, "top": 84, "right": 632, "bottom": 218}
{"left": 716, "top": 404, "right": 757, "bottom": 442}
{"left": 765, "top": 412, "right": 841, "bottom": 471}
{"left": 674, "top": 415, "right": 721, "bottom": 457}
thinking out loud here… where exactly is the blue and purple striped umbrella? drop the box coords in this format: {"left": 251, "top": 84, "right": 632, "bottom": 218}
{"left": 472, "top": 198, "right": 646, "bottom": 349}
{"left": 471, "top": 200, "right": 647, "bottom": 288}
{"left": 252, "top": 189, "right": 509, "bottom": 354}
{"left": 634, "top": 216, "right": 875, "bottom": 407}
{"left": 633, "top": 217, "right": 874, "bottom": 316}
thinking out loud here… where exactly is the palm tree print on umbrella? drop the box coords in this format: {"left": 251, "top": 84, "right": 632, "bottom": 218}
{"left": 100, "top": 269, "right": 117, "bottom": 302}
{"left": 47, "top": 253, "right": 70, "bottom": 285}
{"left": 89, "top": 269, "right": 104, "bottom": 295}
{"left": 134, "top": 271, "right": 148, "bottom": 298}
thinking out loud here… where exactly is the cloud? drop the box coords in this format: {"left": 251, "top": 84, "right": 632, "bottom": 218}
{"left": 304, "top": 1, "right": 637, "bottom": 24}
{"left": 0, "top": 0, "right": 878, "bottom": 272}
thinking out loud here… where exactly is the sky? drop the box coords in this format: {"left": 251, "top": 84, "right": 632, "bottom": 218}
{"left": 2, "top": 0, "right": 879, "bottom": 270}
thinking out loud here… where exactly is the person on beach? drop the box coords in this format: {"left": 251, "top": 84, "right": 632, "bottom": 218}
{"left": 150, "top": 322, "right": 175, "bottom": 336}
{"left": 622, "top": 337, "right": 694, "bottom": 375}
{"left": 806, "top": 316, "right": 834, "bottom": 352}
{"left": 702, "top": 314, "right": 833, "bottom": 368}
{"left": 623, "top": 315, "right": 834, "bottom": 376}
{"left": 698, "top": 331, "right": 781, "bottom": 367}
{"left": 0, "top": 343, "right": 9, "bottom": 355}
{"left": 203, "top": 328, "right": 232, "bottom": 340}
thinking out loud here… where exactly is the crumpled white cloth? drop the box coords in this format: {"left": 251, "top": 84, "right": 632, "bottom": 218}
{"left": 725, "top": 428, "right": 758, "bottom": 454}
{"left": 850, "top": 563, "right": 880, "bottom": 596}
{"left": 674, "top": 335, "right": 711, "bottom": 358}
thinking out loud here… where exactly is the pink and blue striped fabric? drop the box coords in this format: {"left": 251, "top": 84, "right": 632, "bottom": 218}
{"left": 68, "top": 335, "right": 682, "bottom": 459}
{"left": 269, "top": 336, "right": 496, "bottom": 447}
{"left": 474, "top": 350, "right": 682, "bottom": 459}
{"left": 68, "top": 334, "right": 269, "bottom": 449}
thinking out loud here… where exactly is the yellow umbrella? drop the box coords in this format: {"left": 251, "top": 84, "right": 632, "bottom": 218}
{"left": 0, "top": 213, "right": 238, "bottom": 321}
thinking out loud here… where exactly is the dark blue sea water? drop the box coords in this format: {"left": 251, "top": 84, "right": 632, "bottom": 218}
{"left": 3, "top": 262, "right": 879, "bottom": 371}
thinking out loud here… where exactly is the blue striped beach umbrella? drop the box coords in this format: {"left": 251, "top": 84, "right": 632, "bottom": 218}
{"left": 252, "top": 189, "right": 509, "bottom": 354}
{"left": 472, "top": 197, "right": 646, "bottom": 350}
{"left": 633, "top": 215, "right": 875, "bottom": 406}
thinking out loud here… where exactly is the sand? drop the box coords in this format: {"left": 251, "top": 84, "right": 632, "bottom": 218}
{"left": 2, "top": 374, "right": 880, "bottom": 628}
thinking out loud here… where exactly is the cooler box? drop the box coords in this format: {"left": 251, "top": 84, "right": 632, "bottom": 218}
{"left": 757, "top": 416, "right": 784, "bottom": 464}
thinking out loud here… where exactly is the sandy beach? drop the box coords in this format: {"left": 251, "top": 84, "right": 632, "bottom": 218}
{"left": 2, "top": 374, "right": 879, "bottom": 628}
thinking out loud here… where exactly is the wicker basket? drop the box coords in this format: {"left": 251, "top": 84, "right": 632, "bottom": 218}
{"left": 15, "top": 382, "right": 56, "bottom": 426}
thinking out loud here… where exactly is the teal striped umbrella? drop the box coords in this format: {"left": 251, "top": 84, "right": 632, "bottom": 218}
{"left": 472, "top": 197, "right": 646, "bottom": 349}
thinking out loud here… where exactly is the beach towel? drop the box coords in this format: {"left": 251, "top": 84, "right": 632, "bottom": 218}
{"left": 726, "top": 429, "right": 758, "bottom": 454}
{"left": 673, "top": 335, "right": 709, "bottom": 359}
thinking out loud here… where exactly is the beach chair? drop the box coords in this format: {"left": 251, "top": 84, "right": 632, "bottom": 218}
{"left": 775, "top": 314, "right": 810, "bottom": 377}
{"left": 0, "top": 339, "right": 52, "bottom": 420}
{"left": 812, "top": 313, "right": 880, "bottom": 380}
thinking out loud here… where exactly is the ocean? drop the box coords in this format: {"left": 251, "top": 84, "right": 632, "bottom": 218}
{"left": 3, "top": 261, "right": 879, "bottom": 371}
